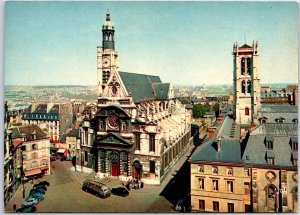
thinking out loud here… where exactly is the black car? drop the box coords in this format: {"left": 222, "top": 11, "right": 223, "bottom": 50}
{"left": 16, "top": 205, "right": 37, "bottom": 213}
{"left": 37, "top": 181, "right": 50, "bottom": 187}
{"left": 33, "top": 184, "right": 47, "bottom": 191}
{"left": 111, "top": 187, "right": 129, "bottom": 197}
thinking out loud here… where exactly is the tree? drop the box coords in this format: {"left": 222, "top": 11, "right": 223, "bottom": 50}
{"left": 192, "top": 104, "right": 211, "bottom": 118}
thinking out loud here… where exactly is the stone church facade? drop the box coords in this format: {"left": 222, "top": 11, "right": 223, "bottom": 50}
{"left": 76, "top": 12, "right": 192, "bottom": 185}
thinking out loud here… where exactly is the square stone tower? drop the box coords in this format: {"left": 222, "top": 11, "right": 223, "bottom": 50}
{"left": 233, "top": 41, "right": 260, "bottom": 126}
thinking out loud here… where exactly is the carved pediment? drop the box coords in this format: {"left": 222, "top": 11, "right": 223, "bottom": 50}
{"left": 95, "top": 133, "right": 133, "bottom": 148}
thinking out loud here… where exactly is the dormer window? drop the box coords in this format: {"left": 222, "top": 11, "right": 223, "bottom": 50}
{"left": 265, "top": 136, "right": 274, "bottom": 150}
{"left": 259, "top": 117, "right": 268, "bottom": 124}
{"left": 267, "top": 158, "right": 274, "bottom": 165}
{"left": 267, "top": 141, "right": 273, "bottom": 150}
{"left": 293, "top": 119, "right": 298, "bottom": 124}
{"left": 275, "top": 117, "right": 285, "bottom": 123}
{"left": 290, "top": 137, "right": 298, "bottom": 151}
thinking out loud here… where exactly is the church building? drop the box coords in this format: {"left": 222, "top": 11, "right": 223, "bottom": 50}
{"left": 76, "top": 12, "right": 192, "bottom": 185}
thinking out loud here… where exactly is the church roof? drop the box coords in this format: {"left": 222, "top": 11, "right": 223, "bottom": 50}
{"left": 118, "top": 71, "right": 170, "bottom": 103}
{"left": 153, "top": 83, "right": 171, "bottom": 100}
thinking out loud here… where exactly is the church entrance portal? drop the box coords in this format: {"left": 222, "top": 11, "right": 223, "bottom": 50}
{"left": 111, "top": 162, "right": 119, "bottom": 176}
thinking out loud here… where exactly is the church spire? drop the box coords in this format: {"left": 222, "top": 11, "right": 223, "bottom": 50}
{"left": 102, "top": 10, "right": 115, "bottom": 50}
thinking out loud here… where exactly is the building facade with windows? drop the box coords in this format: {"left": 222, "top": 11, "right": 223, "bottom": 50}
{"left": 22, "top": 102, "right": 73, "bottom": 144}
{"left": 11, "top": 125, "right": 51, "bottom": 178}
{"left": 242, "top": 123, "right": 298, "bottom": 212}
{"left": 189, "top": 116, "right": 251, "bottom": 212}
{"left": 76, "top": 12, "right": 192, "bottom": 185}
{"left": 190, "top": 41, "right": 298, "bottom": 212}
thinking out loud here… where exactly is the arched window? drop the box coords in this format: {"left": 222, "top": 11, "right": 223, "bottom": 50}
{"left": 245, "top": 107, "right": 249, "bottom": 116}
{"left": 247, "top": 80, "right": 251, "bottom": 93}
{"left": 241, "top": 58, "right": 245, "bottom": 75}
{"left": 121, "top": 122, "right": 127, "bottom": 131}
{"left": 99, "top": 120, "right": 104, "bottom": 131}
{"left": 242, "top": 80, "right": 246, "bottom": 93}
{"left": 247, "top": 58, "right": 251, "bottom": 75}
{"left": 268, "top": 185, "right": 276, "bottom": 198}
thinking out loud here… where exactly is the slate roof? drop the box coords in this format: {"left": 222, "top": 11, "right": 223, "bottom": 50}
{"left": 242, "top": 123, "right": 298, "bottom": 167}
{"left": 33, "top": 104, "right": 47, "bottom": 114}
{"left": 49, "top": 104, "right": 59, "bottom": 114}
{"left": 153, "top": 83, "right": 171, "bottom": 100}
{"left": 259, "top": 104, "right": 298, "bottom": 113}
{"left": 66, "top": 129, "right": 79, "bottom": 137}
{"left": 258, "top": 104, "right": 298, "bottom": 123}
{"left": 189, "top": 116, "right": 241, "bottom": 163}
{"left": 189, "top": 138, "right": 241, "bottom": 163}
{"left": 11, "top": 125, "right": 48, "bottom": 141}
{"left": 118, "top": 71, "right": 170, "bottom": 103}
{"left": 240, "top": 44, "right": 252, "bottom": 49}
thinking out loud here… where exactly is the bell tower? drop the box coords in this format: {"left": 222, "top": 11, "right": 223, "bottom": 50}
{"left": 97, "top": 10, "right": 119, "bottom": 97}
{"left": 233, "top": 41, "right": 260, "bottom": 126}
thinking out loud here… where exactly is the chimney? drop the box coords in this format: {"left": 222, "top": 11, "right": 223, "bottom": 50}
{"left": 217, "top": 117, "right": 223, "bottom": 125}
{"left": 208, "top": 126, "right": 217, "bottom": 139}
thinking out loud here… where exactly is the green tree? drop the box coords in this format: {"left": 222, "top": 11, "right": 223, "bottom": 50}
{"left": 193, "top": 104, "right": 211, "bottom": 118}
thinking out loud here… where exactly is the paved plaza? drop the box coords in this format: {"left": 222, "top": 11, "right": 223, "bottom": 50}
{"left": 4, "top": 146, "right": 194, "bottom": 213}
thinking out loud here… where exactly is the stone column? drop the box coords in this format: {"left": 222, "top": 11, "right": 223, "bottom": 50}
{"left": 119, "top": 152, "right": 123, "bottom": 175}
{"left": 105, "top": 152, "right": 109, "bottom": 175}
{"left": 97, "top": 150, "right": 100, "bottom": 173}
{"left": 127, "top": 153, "right": 131, "bottom": 176}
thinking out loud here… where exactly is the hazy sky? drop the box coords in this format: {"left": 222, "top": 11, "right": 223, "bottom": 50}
{"left": 4, "top": 1, "right": 298, "bottom": 86}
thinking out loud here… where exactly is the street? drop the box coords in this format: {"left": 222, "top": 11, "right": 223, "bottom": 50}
{"left": 5, "top": 146, "right": 194, "bottom": 212}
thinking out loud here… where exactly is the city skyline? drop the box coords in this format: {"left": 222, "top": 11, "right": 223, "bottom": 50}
{"left": 5, "top": 1, "right": 298, "bottom": 86}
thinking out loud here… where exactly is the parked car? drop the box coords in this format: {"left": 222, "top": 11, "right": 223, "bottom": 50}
{"left": 111, "top": 187, "right": 129, "bottom": 197}
{"left": 37, "top": 181, "right": 50, "bottom": 187}
{"left": 30, "top": 188, "right": 45, "bottom": 195}
{"left": 82, "top": 179, "right": 111, "bottom": 198}
{"left": 16, "top": 205, "right": 37, "bottom": 213}
{"left": 28, "top": 194, "right": 44, "bottom": 202}
{"left": 50, "top": 156, "right": 56, "bottom": 161}
{"left": 21, "top": 198, "right": 38, "bottom": 207}
{"left": 33, "top": 184, "right": 47, "bottom": 191}
{"left": 175, "top": 199, "right": 187, "bottom": 212}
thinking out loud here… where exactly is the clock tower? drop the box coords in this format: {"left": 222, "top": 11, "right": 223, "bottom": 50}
{"left": 233, "top": 41, "right": 260, "bottom": 126}
{"left": 97, "top": 11, "right": 120, "bottom": 97}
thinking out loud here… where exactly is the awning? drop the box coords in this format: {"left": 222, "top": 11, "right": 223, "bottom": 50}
{"left": 24, "top": 169, "right": 42, "bottom": 177}
{"left": 57, "top": 148, "right": 66, "bottom": 153}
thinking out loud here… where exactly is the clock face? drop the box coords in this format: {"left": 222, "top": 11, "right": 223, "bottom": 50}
{"left": 107, "top": 114, "right": 119, "bottom": 129}
{"left": 103, "top": 57, "right": 110, "bottom": 68}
